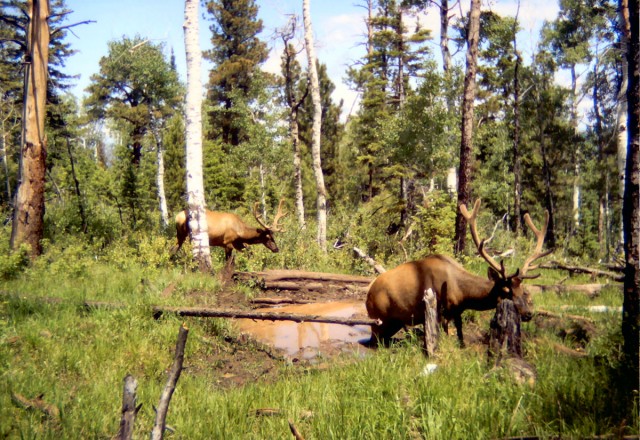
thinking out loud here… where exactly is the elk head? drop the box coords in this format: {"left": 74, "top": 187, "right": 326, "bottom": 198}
{"left": 460, "top": 199, "right": 552, "bottom": 322}
{"left": 252, "top": 198, "right": 288, "bottom": 253}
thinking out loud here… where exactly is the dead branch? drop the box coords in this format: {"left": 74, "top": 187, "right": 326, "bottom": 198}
{"left": 11, "top": 392, "right": 60, "bottom": 420}
{"left": 117, "top": 375, "right": 141, "bottom": 440}
{"left": 288, "top": 420, "right": 306, "bottom": 440}
{"left": 352, "top": 247, "right": 386, "bottom": 274}
{"left": 50, "top": 19, "right": 96, "bottom": 37}
{"left": 153, "top": 306, "right": 377, "bottom": 326}
{"left": 539, "top": 261, "right": 624, "bottom": 282}
{"left": 150, "top": 323, "right": 189, "bottom": 440}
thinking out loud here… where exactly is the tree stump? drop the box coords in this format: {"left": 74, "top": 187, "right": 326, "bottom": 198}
{"left": 487, "top": 299, "right": 537, "bottom": 386}
{"left": 423, "top": 288, "right": 439, "bottom": 357}
{"left": 487, "top": 299, "right": 522, "bottom": 362}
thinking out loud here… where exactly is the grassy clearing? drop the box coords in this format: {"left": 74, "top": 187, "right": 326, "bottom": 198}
{"left": 0, "top": 252, "right": 636, "bottom": 439}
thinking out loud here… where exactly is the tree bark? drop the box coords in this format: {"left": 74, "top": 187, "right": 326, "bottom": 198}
{"left": 66, "top": 138, "right": 87, "bottom": 233}
{"left": 487, "top": 299, "right": 522, "bottom": 361}
{"left": 512, "top": 5, "right": 522, "bottom": 235}
{"left": 423, "top": 288, "right": 438, "bottom": 357}
{"left": 183, "top": 0, "right": 211, "bottom": 271}
{"left": 303, "top": 0, "right": 328, "bottom": 251}
{"left": 454, "top": 0, "right": 481, "bottom": 255}
{"left": 622, "top": 0, "right": 639, "bottom": 404}
{"left": 150, "top": 117, "right": 169, "bottom": 229}
{"left": 618, "top": 0, "right": 631, "bottom": 249}
{"left": 11, "top": 0, "right": 50, "bottom": 258}
{"left": 280, "top": 26, "right": 307, "bottom": 229}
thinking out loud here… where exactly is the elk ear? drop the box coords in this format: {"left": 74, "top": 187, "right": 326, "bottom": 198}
{"left": 487, "top": 266, "right": 501, "bottom": 282}
{"left": 511, "top": 276, "right": 522, "bottom": 289}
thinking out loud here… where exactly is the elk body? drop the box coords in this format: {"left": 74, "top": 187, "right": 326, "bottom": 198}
{"left": 366, "top": 200, "right": 550, "bottom": 346}
{"left": 172, "top": 200, "right": 287, "bottom": 272}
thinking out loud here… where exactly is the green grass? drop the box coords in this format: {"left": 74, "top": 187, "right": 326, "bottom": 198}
{"left": 0, "top": 249, "right": 637, "bottom": 439}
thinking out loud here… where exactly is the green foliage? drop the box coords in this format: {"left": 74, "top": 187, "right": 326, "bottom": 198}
{"left": 204, "top": 0, "right": 268, "bottom": 148}
{"left": 0, "top": 236, "right": 30, "bottom": 281}
{"left": 101, "top": 232, "right": 174, "bottom": 270}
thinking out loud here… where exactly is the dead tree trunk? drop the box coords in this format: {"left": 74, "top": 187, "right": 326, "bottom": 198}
{"left": 487, "top": 299, "right": 522, "bottom": 362}
{"left": 423, "top": 288, "right": 438, "bottom": 357}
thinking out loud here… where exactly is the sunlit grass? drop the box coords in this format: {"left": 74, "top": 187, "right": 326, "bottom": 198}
{"left": 0, "top": 245, "right": 636, "bottom": 439}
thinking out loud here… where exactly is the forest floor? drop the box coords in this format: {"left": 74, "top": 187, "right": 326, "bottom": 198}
{"left": 167, "top": 269, "right": 493, "bottom": 390}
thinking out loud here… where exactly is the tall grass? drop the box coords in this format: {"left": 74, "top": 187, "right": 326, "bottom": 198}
{"left": 0, "top": 232, "right": 636, "bottom": 439}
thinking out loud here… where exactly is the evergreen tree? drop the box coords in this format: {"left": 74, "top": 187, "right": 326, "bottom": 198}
{"left": 85, "top": 35, "right": 182, "bottom": 228}
{"left": 203, "top": 0, "right": 268, "bottom": 149}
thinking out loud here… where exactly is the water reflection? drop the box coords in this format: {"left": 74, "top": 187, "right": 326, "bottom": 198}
{"left": 236, "top": 301, "right": 372, "bottom": 358}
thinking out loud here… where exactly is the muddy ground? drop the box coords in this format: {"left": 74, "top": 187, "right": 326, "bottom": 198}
{"left": 176, "top": 271, "right": 593, "bottom": 390}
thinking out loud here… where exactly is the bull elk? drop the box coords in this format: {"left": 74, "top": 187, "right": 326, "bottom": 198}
{"left": 366, "top": 199, "right": 551, "bottom": 346}
{"left": 172, "top": 199, "right": 288, "bottom": 272}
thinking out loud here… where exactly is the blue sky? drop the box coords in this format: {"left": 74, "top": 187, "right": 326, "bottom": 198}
{"left": 62, "top": 0, "right": 558, "bottom": 119}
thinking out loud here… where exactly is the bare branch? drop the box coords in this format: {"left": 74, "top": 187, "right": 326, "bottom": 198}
{"left": 50, "top": 19, "right": 96, "bottom": 37}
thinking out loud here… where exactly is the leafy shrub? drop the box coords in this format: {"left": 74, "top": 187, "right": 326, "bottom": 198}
{"left": 29, "top": 238, "right": 92, "bottom": 278}
{"left": 101, "top": 232, "right": 174, "bottom": 269}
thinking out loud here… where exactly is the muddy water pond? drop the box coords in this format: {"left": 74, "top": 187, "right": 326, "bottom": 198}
{"left": 236, "top": 301, "right": 372, "bottom": 359}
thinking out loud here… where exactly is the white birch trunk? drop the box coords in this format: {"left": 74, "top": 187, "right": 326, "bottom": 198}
{"left": 303, "top": 0, "right": 327, "bottom": 251}
{"left": 616, "top": 3, "right": 629, "bottom": 246}
{"left": 150, "top": 120, "right": 169, "bottom": 229}
{"left": 183, "top": 0, "right": 211, "bottom": 270}
{"left": 156, "top": 142, "right": 169, "bottom": 229}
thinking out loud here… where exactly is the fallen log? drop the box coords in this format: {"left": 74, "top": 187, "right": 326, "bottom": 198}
{"left": 539, "top": 261, "right": 624, "bottom": 282}
{"left": 11, "top": 392, "right": 60, "bottom": 420}
{"left": 153, "top": 306, "right": 377, "bottom": 326}
{"left": 250, "top": 298, "right": 315, "bottom": 305}
{"left": 526, "top": 283, "right": 619, "bottom": 298}
{"left": 235, "top": 270, "right": 373, "bottom": 285}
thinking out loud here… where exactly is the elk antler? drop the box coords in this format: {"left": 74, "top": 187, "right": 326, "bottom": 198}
{"left": 253, "top": 199, "right": 288, "bottom": 232}
{"left": 270, "top": 198, "right": 288, "bottom": 232}
{"left": 253, "top": 202, "right": 270, "bottom": 230}
{"left": 521, "top": 210, "right": 553, "bottom": 276}
{"left": 459, "top": 199, "right": 504, "bottom": 276}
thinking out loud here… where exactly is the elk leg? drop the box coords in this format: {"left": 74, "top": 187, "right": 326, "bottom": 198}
{"left": 454, "top": 315, "right": 465, "bottom": 348}
{"left": 368, "top": 319, "right": 404, "bottom": 347}
{"left": 220, "top": 249, "right": 235, "bottom": 281}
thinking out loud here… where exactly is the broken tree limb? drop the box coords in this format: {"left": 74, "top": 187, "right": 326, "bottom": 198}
{"left": 150, "top": 323, "right": 189, "bottom": 440}
{"left": 352, "top": 247, "right": 386, "bottom": 274}
{"left": 11, "top": 392, "right": 60, "bottom": 420}
{"left": 539, "top": 261, "right": 624, "bottom": 282}
{"left": 117, "top": 375, "right": 141, "bottom": 440}
{"left": 153, "top": 306, "right": 377, "bottom": 326}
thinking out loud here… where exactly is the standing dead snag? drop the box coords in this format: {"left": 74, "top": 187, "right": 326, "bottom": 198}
{"left": 423, "top": 288, "right": 438, "bottom": 357}
{"left": 487, "top": 299, "right": 522, "bottom": 361}
{"left": 150, "top": 323, "right": 189, "bottom": 440}
{"left": 117, "top": 375, "right": 141, "bottom": 440}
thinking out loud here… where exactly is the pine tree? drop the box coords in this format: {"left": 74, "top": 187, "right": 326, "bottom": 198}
{"left": 203, "top": 0, "right": 268, "bottom": 149}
